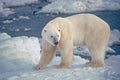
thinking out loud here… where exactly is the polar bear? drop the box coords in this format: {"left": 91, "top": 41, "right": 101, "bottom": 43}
{"left": 36, "top": 14, "right": 110, "bottom": 69}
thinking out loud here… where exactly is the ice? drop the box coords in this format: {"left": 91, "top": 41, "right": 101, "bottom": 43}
{"left": 106, "top": 47, "right": 116, "bottom": 54}
{"left": 0, "top": 0, "right": 38, "bottom": 7}
{"left": 24, "top": 28, "right": 31, "bottom": 31}
{"left": 7, "top": 76, "right": 19, "bottom": 80}
{"left": 2, "top": 16, "right": 30, "bottom": 24}
{"left": 2, "top": 20, "right": 13, "bottom": 24}
{"left": 0, "top": 33, "right": 11, "bottom": 41}
{"left": 39, "top": 0, "right": 120, "bottom": 13}
{"left": 19, "top": 16, "right": 30, "bottom": 20}
{"left": 73, "top": 46, "right": 116, "bottom": 58}
{"left": 0, "top": 33, "right": 41, "bottom": 64}
{"left": 109, "top": 29, "right": 120, "bottom": 46}
{"left": 2, "top": 55, "right": 120, "bottom": 80}
{"left": 0, "top": 0, "right": 38, "bottom": 17}
{"left": 15, "top": 29, "right": 20, "bottom": 32}
{"left": 0, "top": 3, "right": 14, "bottom": 17}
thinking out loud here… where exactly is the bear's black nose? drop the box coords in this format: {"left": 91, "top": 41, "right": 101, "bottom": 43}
{"left": 54, "top": 42, "right": 58, "bottom": 45}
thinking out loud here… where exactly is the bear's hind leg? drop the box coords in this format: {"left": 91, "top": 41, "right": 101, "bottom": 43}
{"left": 87, "top": 47, "right": 105, "bottom": 68}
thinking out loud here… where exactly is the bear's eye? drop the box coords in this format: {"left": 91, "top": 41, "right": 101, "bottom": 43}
{"left": 44, "top": 30, "right": 46, "bottom": 32}
{"left": 58, "top": 29, "right": 60, "bottom": 32}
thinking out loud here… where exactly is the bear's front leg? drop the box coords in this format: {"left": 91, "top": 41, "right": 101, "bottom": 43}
{"left": 55, "top": 42, "right": 73, "bottom": 69}
{"left": 36, "top": 40, "right": 56, "bottom": 70}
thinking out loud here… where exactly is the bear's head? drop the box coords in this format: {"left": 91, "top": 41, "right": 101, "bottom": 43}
{"left": 42, "top": 21, "right": 61, "bottom": 46}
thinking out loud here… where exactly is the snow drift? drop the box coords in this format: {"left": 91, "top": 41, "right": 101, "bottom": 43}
{"left": 39, "top": 0, "right": 120, "bottom": 13}
{"left": 0, "top": 33, "right": 40, "bottom": 64}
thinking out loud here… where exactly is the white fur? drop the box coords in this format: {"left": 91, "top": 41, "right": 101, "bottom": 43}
{"left": 36, "top": 14, "right": 110, "bottom": 69}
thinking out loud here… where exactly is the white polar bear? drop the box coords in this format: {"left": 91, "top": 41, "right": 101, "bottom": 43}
{"left": 36, "top": 14, "right": 110, "bottom": 69}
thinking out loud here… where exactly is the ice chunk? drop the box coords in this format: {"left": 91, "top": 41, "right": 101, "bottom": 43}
{"left": 0, "top": 0, "right": 38, "bottom": 7}
{"left": 0, "top": 3, "right": 14, "bottom": 17}
{"left": 0, "top": 33, "right": 41, "bottom": 64}
{"left": 109, "top": 29, "right": 120, "bottom": 46}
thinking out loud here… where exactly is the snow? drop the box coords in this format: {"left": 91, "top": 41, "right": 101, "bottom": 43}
{"left": 39, "top": 0, "right": 120, "bottom": 13}
{"left": 2, "top": 16, "right": 30, "bottom": 24}
{"left": 0, "top": 0, "right": 38, "bottom": 7}
{"left": 0, "top": 3, "right": 14, "bottom": 17}
{"left": 0, "top": 29, "right": 120, "bottom": 80}
{"left": 0, "top": 0, "right": 38, "bottom": 17}
{"left": 109, "top": 29, "right": 120, "bottom": 46}
{"left": 1, "top": 54, "right": 120, "bottom": 80}
{"left": 0, "top": 33, "right": 41, "bottom": 64}
{"left": 19, "top": 16, "right": 30, "bottom": 20}
{"left": 24, "top": 28, "right": 31, "bottom": 31}
{"left": 2, "top": 20, "right": 13, "bottom": 24}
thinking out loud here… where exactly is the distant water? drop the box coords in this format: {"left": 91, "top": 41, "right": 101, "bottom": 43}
{"left": 94, "top": 10, "right": 120, "bottom": 31}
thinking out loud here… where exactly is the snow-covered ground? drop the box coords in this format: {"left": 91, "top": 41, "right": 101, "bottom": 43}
{"left": 1, "top": 55, "right": 120, "bottom": 80}
{"left": 39, "top": 0, "right": 120, "bottom": 14}
{"left": 0, "top": 0, "right": 38, "bottom": 17}
{"left": 0, "top": 29, "right": 120, "bottom": 80}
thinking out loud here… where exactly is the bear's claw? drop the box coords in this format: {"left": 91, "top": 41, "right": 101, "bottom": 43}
{"left": 34, "top": 65, "right": 45, "bottom": 70}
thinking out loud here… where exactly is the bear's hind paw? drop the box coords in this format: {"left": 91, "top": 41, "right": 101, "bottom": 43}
{"left": 53, "top": 65, "right": 70, "bottom": 69}
{"left": 86, "top": 62, "right": 105, "bottom": 68}
{"left": 34, "top": 65, "right": 45, "bottom": 70}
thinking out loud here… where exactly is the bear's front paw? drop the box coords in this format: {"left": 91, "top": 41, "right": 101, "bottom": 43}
{"left": 34, "top": 65, "right": 45, "bottom": 70}
{"left": 54, "top": 65, "right": 70, "bottom": 69}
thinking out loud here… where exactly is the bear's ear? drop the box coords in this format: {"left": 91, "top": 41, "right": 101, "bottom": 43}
{"left": 44, "top": 30, "right": 47, "bottom": 32}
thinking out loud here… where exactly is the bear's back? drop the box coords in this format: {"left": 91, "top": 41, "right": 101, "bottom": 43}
{"left": 66, "top": 13, "right": 109, "bottom": 30}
